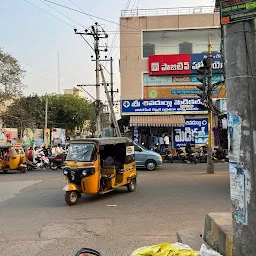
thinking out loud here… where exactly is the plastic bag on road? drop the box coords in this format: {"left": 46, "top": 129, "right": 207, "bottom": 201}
{"left": 131, "top": 243, "right": 198, "bottom": 256}
{"left": 199, "top": 244, "right": 223, "bottom": 256}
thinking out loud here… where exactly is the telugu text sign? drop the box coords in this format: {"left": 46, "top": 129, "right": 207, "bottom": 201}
{"left": 173, "top": 118, "right": 209, "bottom": 148}
{"left": 148, "top": 54, "right": 191, "bottom": 75}
{"left": 143, "top": 85, "right": 226, "bottom": 99}
{"left": 143, "top": 73, "right": 224, "bottom": 86}
{"left": 121, "top": 98, "right": 206, "bottom": 115}
{"left": 221, "top": 0, "right": 256, "bottom": 24}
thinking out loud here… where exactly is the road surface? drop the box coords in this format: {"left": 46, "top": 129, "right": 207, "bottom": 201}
{"left": 0, "top": 163, "right": 230, "bottom": 256}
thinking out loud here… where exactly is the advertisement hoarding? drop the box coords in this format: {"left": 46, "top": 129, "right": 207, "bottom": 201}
{"left": 220, "top": 0, "right": 256, "bottom": 25}
{"left": 148, "top": 53, "right": 224, "bottom": 76}
{"left": 143, "top": 85, "right": 225, "bottom": 99}
{"left": 173, "top": 118, "right": 209, "bottom": 148}
{"left": 143, "top": 73, "right": 224, "bottom": 86}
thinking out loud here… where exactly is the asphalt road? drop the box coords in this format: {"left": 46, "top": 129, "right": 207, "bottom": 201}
{"left": 0, "top": 163, "right": 231, "bottom": 256}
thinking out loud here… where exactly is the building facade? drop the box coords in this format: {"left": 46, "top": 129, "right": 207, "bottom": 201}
{"left": 120, "top": 6, "right": 226, "bottom": 149}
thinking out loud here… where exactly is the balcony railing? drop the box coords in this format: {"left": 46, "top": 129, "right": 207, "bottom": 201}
{"left": 121, "top": 6, "right": 218, "bottom": 17}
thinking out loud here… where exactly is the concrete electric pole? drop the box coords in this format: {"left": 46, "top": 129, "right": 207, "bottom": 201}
{"left": 74, "top": 23, "right": 108, "bottom": 137}
{"left": 223, "top": 19, "right": 256, "bottom": 256}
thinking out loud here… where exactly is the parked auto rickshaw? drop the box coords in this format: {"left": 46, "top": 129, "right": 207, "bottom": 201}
{"left": 0, "top": 145, "right": 27, "bottom": 173}
{"left": 63, "top": 137, "right": 137, "bottom": 205}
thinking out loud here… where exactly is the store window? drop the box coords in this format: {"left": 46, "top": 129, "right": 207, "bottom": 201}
{"left": 142, "top": 28, "right": 221, "bottom": 58}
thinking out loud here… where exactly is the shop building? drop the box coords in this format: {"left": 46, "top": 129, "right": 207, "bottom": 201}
{"left": 120, "top": 6, "right": 226, "bottom": 149}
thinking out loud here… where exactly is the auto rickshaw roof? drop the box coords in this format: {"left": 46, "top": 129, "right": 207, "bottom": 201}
{"left": 71, "top": 137, "right": 134, "bottom": 146}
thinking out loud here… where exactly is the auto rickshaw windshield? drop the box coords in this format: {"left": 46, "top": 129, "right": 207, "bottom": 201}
{"left": 66, "top": 144, "right": 96, "bottom": 162}
{"left": 10, "top": 147, "right": 25, "bottom": 155}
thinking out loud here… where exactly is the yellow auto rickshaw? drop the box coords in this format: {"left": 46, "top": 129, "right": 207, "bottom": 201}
{"left": 63, "top": 137, "right": 137, "bottom": 205}
{"left": 0, "top": 145, "right": 27, "bottom": 173}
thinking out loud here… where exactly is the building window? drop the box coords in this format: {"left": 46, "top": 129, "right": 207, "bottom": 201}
{"left": 179, "top": 42, "right": 193, "bottom": 54}
{"left": 143, "top": 43, "right": 155, "bottom": 58}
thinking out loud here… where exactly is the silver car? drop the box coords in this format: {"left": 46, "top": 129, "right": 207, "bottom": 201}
{"left": 134, "top": 143, "right": 162, "bottom": 171}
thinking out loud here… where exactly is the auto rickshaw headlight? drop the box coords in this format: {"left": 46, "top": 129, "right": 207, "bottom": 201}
{"left": 82, "top": 170, "right": 87, "bottom": 176}
{"left": 63, "top": 169, "right": 68, "bottom": 175}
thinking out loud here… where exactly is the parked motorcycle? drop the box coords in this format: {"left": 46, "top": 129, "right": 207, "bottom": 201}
{"left": 26, "top": 150, "right": 50, "bottom": 171}
{"left": 49, "top": 154, "right": 66, "bottom": 170}
{"left": 163, "top": 146, "right": 174, "bottom": 163}
{"left": 185, "top": 150, "right": 198, "bottom": 164}
{"left": 213, "top": 147, "right": 229, "bottom": 162}
{"left": 197, "top": 146, "right": 208, "bottom": 163}
{"left": 174, "top": 148, "right": 186, "bottom": 163}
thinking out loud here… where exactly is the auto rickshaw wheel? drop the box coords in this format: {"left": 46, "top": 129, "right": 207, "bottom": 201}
{"left": 127, "top": 178, "right": 136, "bottom": 192}
{"left": 65, "top": 191, "right": 79, "bottom": 206}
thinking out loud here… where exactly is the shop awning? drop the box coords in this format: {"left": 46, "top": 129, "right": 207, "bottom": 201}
{"left": 130, "top": 115, "right": 185, "bottom": 127}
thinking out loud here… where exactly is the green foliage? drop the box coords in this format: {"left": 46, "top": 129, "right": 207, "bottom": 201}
{"left": 1, "top": 93, "right": 96, "bottom": 132}
{"left": 0, "top": 49, "right": 25, "bottom": 99}
{"left": 1, "top": 95, "right": 44, "bottom": 129}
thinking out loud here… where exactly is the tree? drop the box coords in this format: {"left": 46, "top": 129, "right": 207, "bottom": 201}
{"left": 43, "top": 94, "right": 96, "bottom": 131}
{"left": 0, "top": 49, "right": 25, "bottom": 99}
{"left": 1, "top": 95, "right": 44, "bottom": 130}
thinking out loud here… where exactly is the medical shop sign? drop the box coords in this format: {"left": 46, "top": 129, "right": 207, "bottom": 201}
{"left": 173, "top": 118, "right": 209, "bottom": 148}
{"left": 148, "top": 54, "right": 191, "bottom": 75}
{"left": 122, "top": 98, "right": 206, "bottom": 115}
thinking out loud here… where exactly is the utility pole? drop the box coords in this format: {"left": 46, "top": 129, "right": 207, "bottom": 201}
{"left": 100, "top": 65, "right": 121, "bottom": 137}
{"left": 57, "top": 52, "right": 60, "bottom": 94}
{"left": 110, "top": 57, "right": 114, "bottom": 105}
{"left": 74, "top": 23, "right": 108, "bottom": 137}
{"left": 45, "top": 96, "right": 48, "bottom": 130}
{"left": 223, "top": 19, "right": 256, "bottom": 256}
{"left": 207, "top": 36, "right": 214, "bottom": 174}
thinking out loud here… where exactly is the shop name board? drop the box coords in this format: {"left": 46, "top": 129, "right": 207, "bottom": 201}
{"left": 148, "top": 53, "right": 224, "bottom": 75}
{"left": 143, "top": 73, "right": 224, "bottom": 86}
{"left": 122, "top": 98, "right": 206, "bottom": 115}
{"left": 173, "top": 118, "right": 209, "bottom": 148}
{"left": 221, "top": 0, "right": 256, "bottom": 24}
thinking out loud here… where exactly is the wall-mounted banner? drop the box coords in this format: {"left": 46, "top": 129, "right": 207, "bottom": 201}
{"left": 221, "top": 0, "right": 256, "bottom": 25}
{"left": 143, "top": 86, "right": 225, "bottom": 99}
{"left": 122, "top": 98, "right": 206, "bottom": 115}
{"left": 143, "top": 73, "right": 224, "bottom": 86}
{"left": 148, "top": 53, "right": 224, "bottom": 75}
{"left": 148, "top": 54, "right": 191, "bottom": 75}
{"left": 173, "top": 118, "right": 209, "bottom": 148}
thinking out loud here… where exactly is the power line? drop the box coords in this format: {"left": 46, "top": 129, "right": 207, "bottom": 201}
{"left": 39, "top": 0, "right": 86, "bottom": 29}
{"left": 23, "top": 0, "right": 75, "bottom": 28}
{"left": 68, "top": 0, "right": 97, "bottom": 23}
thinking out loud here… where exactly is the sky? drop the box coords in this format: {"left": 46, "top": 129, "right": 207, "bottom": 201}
{"left": 1, "top": 0, "right": 215, "bottom": 103}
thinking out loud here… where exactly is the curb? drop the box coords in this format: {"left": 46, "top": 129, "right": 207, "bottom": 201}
{"left": 204, "top": 212, "right": 233, "bottom": 256}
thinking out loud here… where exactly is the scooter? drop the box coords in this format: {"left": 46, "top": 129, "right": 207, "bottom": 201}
{"left": 26, "top": 151, "right": 50, "bottom": 171}
{"left": 163, "top": 146, "right": 174, "bottom": 163}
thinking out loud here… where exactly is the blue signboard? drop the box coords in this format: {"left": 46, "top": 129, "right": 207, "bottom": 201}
{"left": 171, "top": 90, "right": 218, "bottom": 95}
{"left": 122, "top": 98, "right": 206, "bottom": 115}
{"left": 191, "top": 53, "right": 224, "bottom": 74}
{"left": 173, "top": 118, "right": 209, "bottom": 148}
